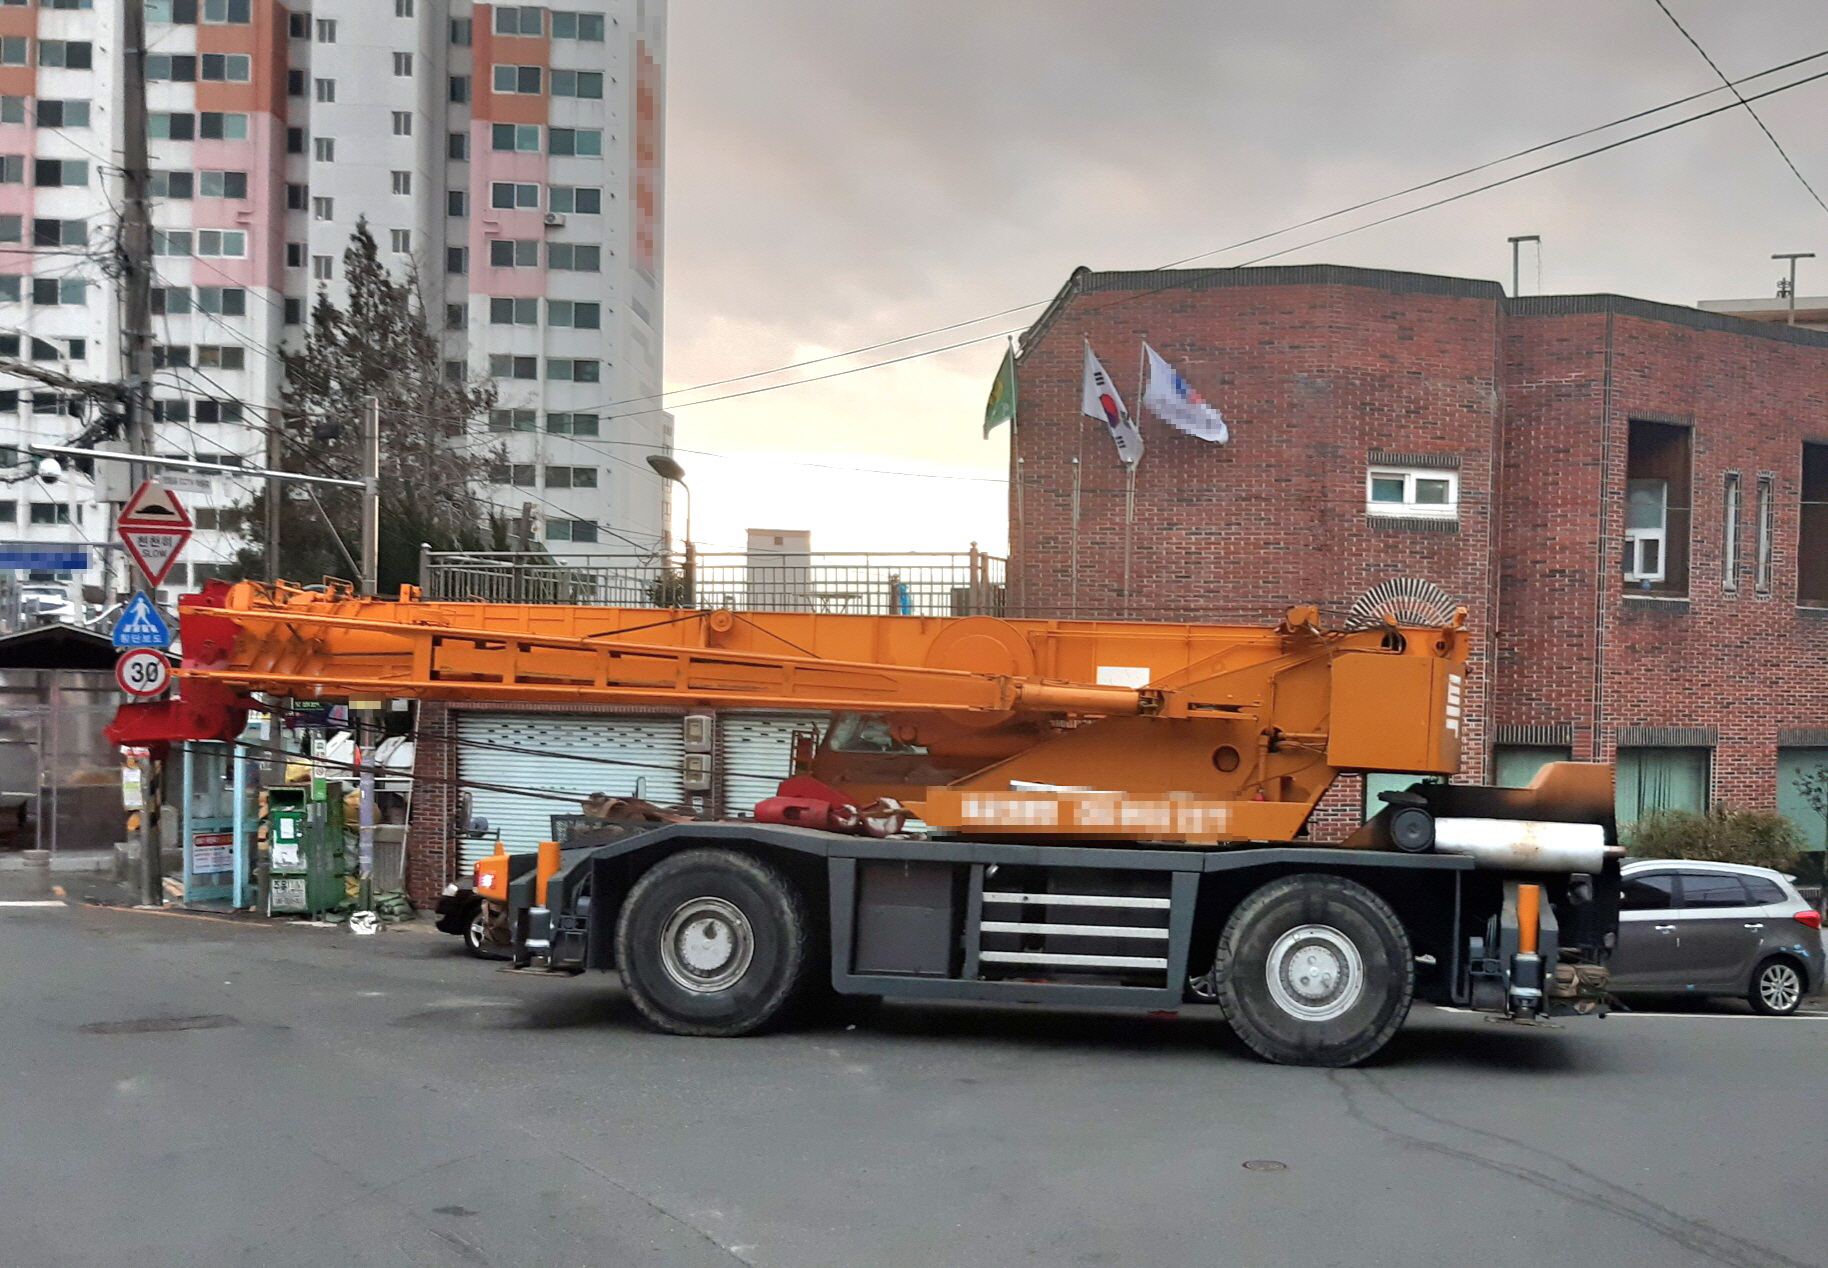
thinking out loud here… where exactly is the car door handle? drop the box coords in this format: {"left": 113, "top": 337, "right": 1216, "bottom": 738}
{"left": 1743, "top": 922, "right": 1764, "bottom": 931}
{"left": 1654, "top": 924, "right": 1677, "bottom": 933}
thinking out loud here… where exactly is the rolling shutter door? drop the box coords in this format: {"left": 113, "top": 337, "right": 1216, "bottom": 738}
{"left": 457, "top": 713, "right": 686, "bottom": 866}
{"left": 718, "top": 712, "right": 825, "bottom": 818}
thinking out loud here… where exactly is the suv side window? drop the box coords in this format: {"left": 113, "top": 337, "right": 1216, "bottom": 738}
{"left": 1676, "top": 872, "right": 1750, "bottom": 909}
{"left": 1621, "top": 873, "right": 1675, "bottom": 910}
{"left": 1742, "top": 876, "right": 1788, "bottom": 906}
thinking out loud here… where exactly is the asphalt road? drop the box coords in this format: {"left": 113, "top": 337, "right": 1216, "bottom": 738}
{"left": 2, "top": 875, "right": 1824, "bottom": 1268}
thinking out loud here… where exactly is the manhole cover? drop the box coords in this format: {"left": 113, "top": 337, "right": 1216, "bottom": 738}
{"left": 80, "top": 1014, "right": 239, "bottom": 1035}
{"left": 1241, "top": 1159, "right": 1287, "bottom": 1172}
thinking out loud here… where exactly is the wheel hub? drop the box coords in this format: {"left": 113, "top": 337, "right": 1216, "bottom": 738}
{"left": 659, "top": 897, "right": 755, "bottom": 994}
{"left": 1761, "top": 963, "right": 1801, "bottom": 1012}
{"left": 1265, "top": 924, "right": 1365, "bottom": 1022}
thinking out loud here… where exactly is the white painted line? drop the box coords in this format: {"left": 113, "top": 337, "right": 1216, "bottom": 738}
{"left": 1431, "top": 1004, "right": 1828, "bottom": 1020}
{"left": 0, "top": 899, "right": 66, "bottom": 908}
{"left": 1607, "top": 1011, "right": 1828, "bottom": 1020}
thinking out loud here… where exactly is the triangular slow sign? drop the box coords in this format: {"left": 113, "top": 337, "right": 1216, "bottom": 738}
{"left": 119, "top": 525, "right": 190, "bottom": 587}
{"left": 118, "top": 479, "right": 193, "bottom": 530}
{"left": 111, "top": 592, "right": 173, "bottom": 649}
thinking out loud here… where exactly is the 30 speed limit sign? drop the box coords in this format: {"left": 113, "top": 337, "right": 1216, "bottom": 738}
{"left": 115, "top": 649, "right": 170, "bottom": 698}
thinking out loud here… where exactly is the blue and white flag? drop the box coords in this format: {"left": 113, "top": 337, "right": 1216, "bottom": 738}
{"left": 1142, "top": 343, "right": 1228, "bottom": 444}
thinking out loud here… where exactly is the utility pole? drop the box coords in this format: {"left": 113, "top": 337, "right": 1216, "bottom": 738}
{"left": 513, "top": 501, "right": 533, "bottom": 602}
{"left": 359, "top": 394, "right": 379, "bottom": 595}
{"left": 1508, "top": 234, "right": 1540, "bottom": 297}
{"left": 1773, "top": 252, "right": 1815, "bottom": 325}
{"left": 121, "top": 0, "right": 163, "bottom": 908}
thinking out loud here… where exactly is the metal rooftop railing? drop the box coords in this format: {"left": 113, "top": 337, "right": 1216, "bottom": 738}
{"left": 419, "top": 548, "right": 1007, "bottom": 618}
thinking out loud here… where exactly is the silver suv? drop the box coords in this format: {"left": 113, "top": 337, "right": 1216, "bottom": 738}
{"left": 1612, "top": 860, "right": 1823, "bottom": 1014}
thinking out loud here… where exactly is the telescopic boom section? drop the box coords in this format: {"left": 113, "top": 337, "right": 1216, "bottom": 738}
{"left": 109, "top": 581, "right": 1474, "bottom": 845}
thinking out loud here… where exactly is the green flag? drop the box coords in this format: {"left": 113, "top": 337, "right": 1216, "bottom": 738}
{"left": 983, "top": 340, "right": 1017, "bottom": 438}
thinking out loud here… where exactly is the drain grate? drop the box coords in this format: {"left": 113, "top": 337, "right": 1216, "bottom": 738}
{"left": 80, "top": 1014, "right": 239, "bottom": 1035}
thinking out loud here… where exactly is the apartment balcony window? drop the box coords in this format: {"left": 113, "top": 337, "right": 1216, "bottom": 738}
{"left": 549, "top": 186, "right": 601, "bottom": 215}
{"left": 492, "top": 65, "right": 542, "bottom": 95}
{"left": 550, "top": 70, "right": 603, "bottom": 100}
{"left": 202, "top": 0, "right": 251, "bottom": 22}
{"left": 551, "top": 11, "right": 606, "bottom": 40}
{"left": 39, "top": 41, "right": 94, "bottom": 71}
{"left": 488, "top": 239, "right": 539, "bottom": 268}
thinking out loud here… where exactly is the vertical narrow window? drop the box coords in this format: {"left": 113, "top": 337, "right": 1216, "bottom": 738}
{"left": 1756, "top": 474, "right": 1775, "bottom": 595}
{"left": 1801, "top": 444, "right": 1828, "bottom": 606}
{"left": 1722, "top": 472, "right": 1741, "bottom": 592}
{"left": 1623, "top": 420, "right": 1691, "bottom": 594}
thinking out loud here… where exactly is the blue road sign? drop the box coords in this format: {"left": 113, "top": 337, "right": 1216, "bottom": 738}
{"left": 112, "top": 592, "right": 172, "bottom": 650}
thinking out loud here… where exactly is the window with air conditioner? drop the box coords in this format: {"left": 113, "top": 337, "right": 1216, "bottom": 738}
{"left": 1624, "top": 419, "right": 1691, "bottom": 594}
{"left": 1623, "top": 479, "right": 1667, "bottom": 584}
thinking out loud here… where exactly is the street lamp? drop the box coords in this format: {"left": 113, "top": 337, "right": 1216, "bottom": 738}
{"left": 646, "top": 453, "right": 693, "bottom": 607}
{"left": 1773, "top": 252, "right": 1816, "bottom": 325}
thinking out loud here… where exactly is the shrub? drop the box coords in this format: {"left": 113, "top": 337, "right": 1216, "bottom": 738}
{"left": 1624, "top": 805, "right": 1802, "bottom": 871}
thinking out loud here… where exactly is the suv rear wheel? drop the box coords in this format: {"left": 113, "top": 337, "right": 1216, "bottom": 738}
{"left": 1750, "top": 956, "right": 1804, "bottom": 1016}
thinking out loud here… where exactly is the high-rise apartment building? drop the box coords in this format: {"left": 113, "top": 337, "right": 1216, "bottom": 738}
{"left": 0, "top": 0, "right": 667, "bottom": 601}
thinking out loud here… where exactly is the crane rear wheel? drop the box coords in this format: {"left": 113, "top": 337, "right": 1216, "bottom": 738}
{"left": 1213, "top": 873, "right": 1413, "bottom": 1067}
{"left": 614, "top": 848, "right": 811, "bottom": 1037}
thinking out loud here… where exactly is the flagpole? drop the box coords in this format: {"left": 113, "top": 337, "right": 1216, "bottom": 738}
{"left": 1122, "top": 462, "right": 1136, "bottom": 619}
{"left": 1069, "top": 456, "right": 1081, "bottom": 619}
{"left": 1128, "top": 342, "right": 1147, "bottom": 620}
{"left": 1011, "top": 337, "right": 1026, "bottom": 620}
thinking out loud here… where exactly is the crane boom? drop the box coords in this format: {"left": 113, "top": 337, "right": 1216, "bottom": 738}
{"left": 107, "top": 580, "right": 1498, "bottom": 845}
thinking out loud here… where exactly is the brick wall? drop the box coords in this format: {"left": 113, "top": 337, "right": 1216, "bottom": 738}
{"left": 404, "top": 700, "right": 458, "bottom": 909}
{"left": 1013, "top": 266, "right": 1828, "bottom": 835}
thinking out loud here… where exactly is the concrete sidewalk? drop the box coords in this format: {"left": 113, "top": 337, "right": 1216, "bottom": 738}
{"left": 0, "top": 848, "right": 120, "bottom": 873}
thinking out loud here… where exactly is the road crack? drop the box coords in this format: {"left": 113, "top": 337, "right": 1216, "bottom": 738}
{"left": 1331, "top": 1070, "right": 1812, "bottom": 1268}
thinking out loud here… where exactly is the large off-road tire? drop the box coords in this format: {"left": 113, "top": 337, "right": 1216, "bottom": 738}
{"left": 614, "top": 848, "right": 812, "bottom": 1037}
{"left": 1214, "top": 873, "right": 1413, "bottom": 1067}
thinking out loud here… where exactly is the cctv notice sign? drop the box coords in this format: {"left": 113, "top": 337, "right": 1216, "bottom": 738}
{"left": 116, "top": 480, "right": 193, "bottom": 588}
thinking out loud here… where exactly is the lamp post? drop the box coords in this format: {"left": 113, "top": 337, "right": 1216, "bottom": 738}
{"left": 646, "top": 454, "right": 693, "bottom": 607}
{"left": 1773, "top": 252, "right": 1815, "bottom": 325}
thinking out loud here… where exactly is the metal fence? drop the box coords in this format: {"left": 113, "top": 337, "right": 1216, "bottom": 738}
{"left": 420, "top": 548, "right": 1007, "bottom": 617}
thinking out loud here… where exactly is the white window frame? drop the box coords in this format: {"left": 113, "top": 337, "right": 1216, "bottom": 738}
{"left": 1365, "top": 466, "right": 1458, "bottom": 520}
{"left": 1722, "top": 472, "right": 1741, "bottom": 592}
{"left": 1624, "top": 477, "right": 1668, "bottom": 584}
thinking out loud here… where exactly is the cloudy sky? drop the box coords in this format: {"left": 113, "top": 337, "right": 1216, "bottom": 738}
{"left": 658, "top": 1, "right": 1828, "bottom": 556}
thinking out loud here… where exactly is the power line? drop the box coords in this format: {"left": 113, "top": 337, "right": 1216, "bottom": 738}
{"left": 1214, "top": 60, "right": 1828, "bottom": 273}
{"left": 1651, "top": 0, "right": 1828, "bottom": 218}
{"left": 531, "top": 50, "right": 1828, "bottom": 429}
{"left": 559, "top": 46, "right": 1828, "bottom": 422}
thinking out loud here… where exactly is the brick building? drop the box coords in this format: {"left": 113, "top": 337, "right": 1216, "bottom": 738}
{"left": 1008, "top": 264, "right": 1828, "bottom": 849}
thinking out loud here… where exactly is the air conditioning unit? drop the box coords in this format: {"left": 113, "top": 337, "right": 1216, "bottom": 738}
{"left": 543, "top": 212, "right": 565, "bottom": 228}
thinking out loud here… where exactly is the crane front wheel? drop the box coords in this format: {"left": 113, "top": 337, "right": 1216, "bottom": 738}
{"left": 1214, "top": 874, "right": 1413, "bottom": 1067}
{"left": 614, "top": 848, "right": 812, "bottom": 1037}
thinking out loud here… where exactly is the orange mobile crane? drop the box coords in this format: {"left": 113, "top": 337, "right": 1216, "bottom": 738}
{"left": 110, "top": 580, "right": 1620, "bottom": 1067}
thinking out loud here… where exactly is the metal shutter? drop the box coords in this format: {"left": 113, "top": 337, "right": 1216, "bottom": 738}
{"left": 717, "top": 712, "right": 825, "bottom": 818}
{"left": 457, "top": 713, "right": 686, "bottom": 865}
